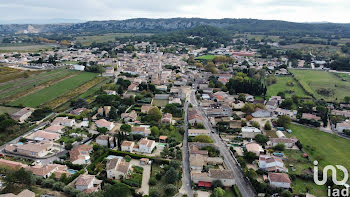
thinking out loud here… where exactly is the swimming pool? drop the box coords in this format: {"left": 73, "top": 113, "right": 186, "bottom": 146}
{"left": 67, "top": 169, "right": 77, "bottom": 174}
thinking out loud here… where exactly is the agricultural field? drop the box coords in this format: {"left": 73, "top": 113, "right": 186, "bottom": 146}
{"left": 11, "top": 72, "right": 98, "bottom": 107}
{"left": 266, "top": 76, "right": 309, "bottom": 99}
{"left": 0, "top": 66, "right": 44, "bottom": 83}
{"left": 290, "top": 69, "right": 350, "bottom": 101}
{"left": 0, "top": 43, "right": 57, "bottom": 52}
{"left": 289, "top": 124, "right": 350, "bottom": 175}
{"left": 195, "top": 55, "right": 216, "bottom": 60}
{"left": 0, "top": 106, "right": 20, "bottom": 114}
{"left": 0, "top": 69, "right": 75, "bottom": 100}
{"left": 75, "top": 33, "right": 153, "bottom": 46}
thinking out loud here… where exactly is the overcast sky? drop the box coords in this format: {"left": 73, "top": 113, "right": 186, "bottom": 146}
{"left": 0, "top": 0, "right": 349, "bottom": 24}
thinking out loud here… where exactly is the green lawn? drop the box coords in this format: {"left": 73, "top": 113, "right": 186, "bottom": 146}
{"left": 284, "top": 149, "right": 312, "bottom": 175}
{"left": 292, "top": 178, "right": 327, "bottom": 197}
{"left": 152, "top": 99, "right": 169, "bottom": 107}
{"left": 266, "top": 76, "right": 309, "bottom": 99}
{"left": 290, "top": 69, "right": 350, "bottom": 101}
{"left": 11, "top": 72, "right": 98, "bottom": 107}
{"left": 195, "top": 55, "right": 216, "bottom": 60}
{"left": 289, "top": 124, "right": 350, "bottom": 172}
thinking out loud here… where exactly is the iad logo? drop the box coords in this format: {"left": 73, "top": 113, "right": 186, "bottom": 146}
{"left": 313, "top": 160, "right": 349, "bottom": 197}
{"left": 313, "top": 160, "right": 348, "bottom": 186}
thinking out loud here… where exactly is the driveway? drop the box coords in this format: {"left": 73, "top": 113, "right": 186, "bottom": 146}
{"left": 130, "top": 159, "right": 151, "bottom": 195}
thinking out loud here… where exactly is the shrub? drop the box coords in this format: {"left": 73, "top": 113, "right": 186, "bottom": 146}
{"left": 149, "top": 177, "right": 157, "bottom": 186}
{"left": 164, "top": 184, "right": 177, "bottom": 195}
{"left": 125, "top": 155, "right": 131, "bottom": 162}
{"left": 193, "top": 135, "right": 213, "bottom": 143}
{"left": 264, "top": 121, "right": 272, "bottom": 130}
{"left": 245, "top": 115, "right": 253, "bottom": 121}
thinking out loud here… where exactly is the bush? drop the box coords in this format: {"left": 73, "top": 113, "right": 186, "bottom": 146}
{"left": 125, "top": 155, "right": 131, "bottom": 162}
{"left": 164, "top": 184, "right": 177, "bottom": 195}
{"left": 245, "top": 115, "right": 253, "bottom": 121}
{"left": 264, "top": 121, "right": 272, "bottom": 130}
{"left": 254, "top": 134, "right": 268, "bottom": 144}
{"left": 251, "top": 121, "right": 260, "bottom": 128}
{"left": 274, "top": 143, "right": 285, "bottom": 151}
{"left": 149, "top": 177, "right": 157, "bottom": 186}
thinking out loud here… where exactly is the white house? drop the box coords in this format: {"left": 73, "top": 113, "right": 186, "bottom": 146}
{"left": 121, "top": 141, "right": 134, "bottom": 152}
{"left": 241, "top": 127, "right": 262, "bottom": 138}
{"left": 268, "top": 173, "right": 291, "bottom": 188}
{"left": 336, "top": 122, "right": 350, "bottom": 133}
{"left": 137, "top": 138, "right": 155, "bottom": 154}
{"left": 75, "top": 174, "right": 102, "bottom": 193}
{"left": 252, "top": 109, "right": 272, "bottom": 118}
{"left": 72, "top": 64, "right": 85, "bottom": 71}
{"left": 95, "top": 119, "right": 114, "bottom": 131}
{"left": 259, "top": 155, "right": 287, "bottom": 172}
{"left": 11, "top": 107, "right": 34, "bottom": 122}
{"left": 52, "top": 117, "right": 75, "bottom": 127}
{"left": 267, "top": 138, "right": 298, "bottom": 148}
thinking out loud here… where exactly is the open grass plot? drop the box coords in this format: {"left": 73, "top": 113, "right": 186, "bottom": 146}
{"left": 266, "top": 76, "right": 309, "bottom": 98}
{"left": 11, "top": 72, "right": 98, "bottom": 107}
{"left": 289, "top": 124, "right": 350, "bottom": 173}
{"left": 290, "top": 69, "right": 350, "bottom": 101}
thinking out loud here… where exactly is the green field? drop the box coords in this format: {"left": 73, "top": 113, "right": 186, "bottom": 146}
{"left": 11, "top": 72, "right": 98, "bottom": 107}
{"left": 0, "top": 69, "right": 74, "bottom": 100}
{"left": 0, "top": 43, "right": 57, "bottom": 52}
{"left": 266, "top": 76, "right": 309, "bottom": 98}
{"left": 292, "top": 178, "right": 327, "bottom": 197}
{"left": 0, "top": 106, "right": 20, "bottom": 114}
{"left": 289, "top": 124, "right": 350, "bottom": 172}
{"left": 290, "top": 69, "right": 350, "bottom": 101}
{"left": 195, "top": 55, "right": 216, "bottom": 60}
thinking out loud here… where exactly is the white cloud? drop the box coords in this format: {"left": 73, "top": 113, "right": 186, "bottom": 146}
{"left": 0, "top": 0, "right": 349, "bottom": 23}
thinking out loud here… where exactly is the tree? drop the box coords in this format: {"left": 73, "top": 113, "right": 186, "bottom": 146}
{"left": 150, "top": 126, "right": 160, "bottom": 136}
{"left": 165, "top": 167, "right": 178, "bottom": 184}
{"left": 211, "top": 180, "right": 223, "bottom": 189}
{"left": 120, "top": 124, "right": 131, "bottom": 133}
{"left": 281, "top": 190, "right": 293, "bottom": 197}
{"left": 251, "top": 121, "right": 260, "bottom": 128}
{"left": 125, "top": 155, "right": 131, "bottom": 162}
{"left": 238, "top": 93, "right": 246, "bottom": 102}
{"left": 345, "top": 96, "right": 350, "bottom": 103}
{"left": 148, "top": 107, "right": 162, "bottom": 122}
{"left": 277, "top": 91, "right": 285, "bottom": 99}
{"left": 280, "top": 98, "right": 293, "bottom": 110}
{"left": 193, "top": 135, "right": 214, "bottom": 143}
{"left": 274, "top": 143, "right": 285, "bottom": 151}
{"left": 149, "top": 177, "right": 157, "bottom": 186}
{"left": 109, "top": 106, "right": 117, "bottom": 120}
{"left": 103, "top": 183, "right": 131, "bottom": 197}
{"left": 244, "top": 151, "right": 257, "bottom": 163}
{"left": 254, "top": 134, "right": 269, "bottom": 144}
{"left": 276, "top": 115, "right": 291, "bottom": 128}
{"left": 213, "top": 187, "right": 225, "bottom": 197}
{"left": 97, "top": 127, "right": 108, "bottom": 134}
{"left": 242, "top": 103, "right": 255, "bottom": 114}
{"left": 164, "top": 184, "right": 177, "bottom": 195}
{"left": 264, "top": 121, "right": 272, "bottom": 130}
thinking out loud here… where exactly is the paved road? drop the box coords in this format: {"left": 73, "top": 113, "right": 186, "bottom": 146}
{"left": 189, "top": 91, "right": 256, "bottom": 197}
{"left": 180, "top": 101, "right": 194, "bottom": 197}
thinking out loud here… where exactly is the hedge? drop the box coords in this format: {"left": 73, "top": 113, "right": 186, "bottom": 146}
{"left": 87, "top": 151, "right": 109, "bottom": 175}
{"left": 65, "top": 169, "right": 85, "bottom": 185}
{"left": 53, "top": 160, "right": 84, "bottom": 170}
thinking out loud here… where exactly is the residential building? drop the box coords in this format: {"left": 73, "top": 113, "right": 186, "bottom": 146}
{"left": 252, "top": 109, "right": 272, "bottom": 118}
{"left": 160, "top": 113, "right": 173, "bottom": 124}
{"left": 192, "top": 169, "right": 235, "bottom": 187}
{"left": 301, "top": 113, "right": 321, "bottom": 121}
{"left": 241, "top": 127, "right": 262, "bottom": 138}
{"left": 188, "top": 109, "right": 204, "bottom": 126}
{"left": 267, "top": 138, "right": 298, "bottom": 148}
{"left": 52, "top": 117, "right": 75, "bottom": 127}
{"left": 121, "top": 110, "right": 138, "bottom": 122}
{"left": 268, "top": 173, "right": 291, "bottom": 188}
{"left": 259, "top": 155, "right": 287, "bottom": 172}
{"left": 131, "top": 126, "right": 151, "bottom": 136}
{"left": 141, "top": 105, "right": 153, "bottom": 113}
{"left": 245, "top": 142, "right": 264, "bottom": 156}
{"left": 121, "top": 141, "right": 135, "bottom": 152}
{"left": 70, "top": 144, "right": 92, "bottom": 165}
{"left": 96, "top": 135, "right": 114, "bottom": 147}
{"left": 137, "top": 138, "right": 156, "bottom": 154}
{"left": 11, "top": 107, "right": 34, "bottom": 122}
{"left": 44, "top": 125, "right": 65, "bottom": 134}
{"left": 75, "top": 174, "right": 102, "bottom": 193}
{"left": 336, "top": 122, "right": 350, "bottom": 133}
{"left": 0, "top": 189, "right": 35, "bottom": 197}
{"left": 11, "top": 141, "right": 53, "bottom": 158}
{"left": 32, "top": 130, "right": 60, "bottom": 141}
{"left": 95, "top": 119, "right": 115, "bottom": 131}
{"left": 106, "top": 158, "right": 131, "bottom": 180}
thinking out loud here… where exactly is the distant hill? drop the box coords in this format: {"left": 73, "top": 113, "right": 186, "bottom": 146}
{"left": 0, "top": 18, "right": 350, "bottom": 37}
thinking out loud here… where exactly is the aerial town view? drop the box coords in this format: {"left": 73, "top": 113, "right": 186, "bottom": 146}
{"left": 0, "top": 1, "right": 350, "bottom": 197}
